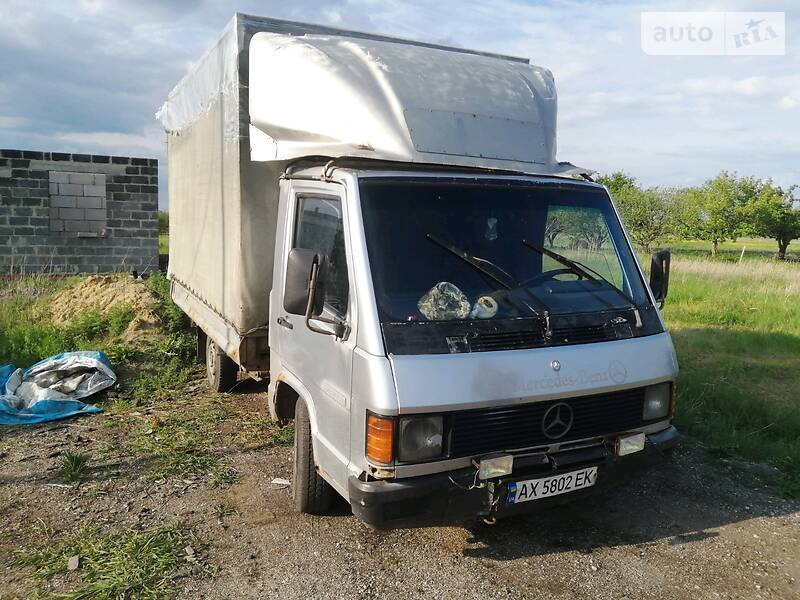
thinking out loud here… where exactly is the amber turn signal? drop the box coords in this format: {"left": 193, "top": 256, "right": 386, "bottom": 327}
{"left": 366, "top": 414, "right": 394, "bottom": 464}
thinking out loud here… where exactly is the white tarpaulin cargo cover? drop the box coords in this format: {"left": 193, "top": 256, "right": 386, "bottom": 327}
{"left": 156, "top": 14, "right": 588, "bottom": 369}
{"left": 157, "top": 13, "right": 584, "bottom": 177}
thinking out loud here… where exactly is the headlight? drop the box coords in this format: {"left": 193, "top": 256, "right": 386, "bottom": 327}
{"left": 643, "top": 383, "right": 671, "bottom": 420}
{"left": 398, "top": 416, "right": 443, "bottom": 462}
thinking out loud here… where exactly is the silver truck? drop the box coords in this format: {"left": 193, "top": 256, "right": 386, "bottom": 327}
{"left": 157, "top": 13, "right": 679, "bottom": 528}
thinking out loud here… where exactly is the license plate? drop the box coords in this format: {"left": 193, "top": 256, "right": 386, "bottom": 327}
{"left": 507, "top": 466, "right": 598, "bottom": 504}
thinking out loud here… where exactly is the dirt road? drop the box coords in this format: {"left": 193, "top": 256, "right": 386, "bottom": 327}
{"left": 2, "top": 380, "right": 798, "bottom": 599}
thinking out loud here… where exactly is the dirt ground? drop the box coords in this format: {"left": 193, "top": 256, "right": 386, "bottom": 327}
{"left": 1, "top": 377, "right": 798, "bottom": 600}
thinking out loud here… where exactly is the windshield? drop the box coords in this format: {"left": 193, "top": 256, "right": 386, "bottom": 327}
{"left": 360, "top": 177, "right": 652, "bottom": 325}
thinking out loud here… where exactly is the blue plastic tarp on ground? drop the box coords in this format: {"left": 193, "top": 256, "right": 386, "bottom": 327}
{"left": 0, "top": 351, "right": 115, "bottom": 425}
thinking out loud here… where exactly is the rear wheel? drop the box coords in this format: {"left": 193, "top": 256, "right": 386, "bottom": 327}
{"left": 293, "top": 400, "right": 333, "bottom": 514}
{"left": 206, "top": 335, "right": 238, "bottom": 392}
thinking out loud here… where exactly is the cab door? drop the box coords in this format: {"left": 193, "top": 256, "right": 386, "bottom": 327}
{"left": 271, "top": 180, "right": 355, "bottom": 495}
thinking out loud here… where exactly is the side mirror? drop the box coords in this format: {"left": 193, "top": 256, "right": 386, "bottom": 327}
{"left": 284, "top": 248, "right": 323, "bottom": 316}
{"left": 283, "top": 248, "right": 346, "bottom": 338}
{"left": 649, "top": 250, "right": 671, "bottom": 308}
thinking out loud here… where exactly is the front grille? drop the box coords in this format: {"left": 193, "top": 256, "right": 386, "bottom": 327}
{"left": 467, "top": 324, "right": 622, "bottom": 353}
{"left": 550, "top": 324, "right": 609, "bottom": 345}
{"left": 468, "top": 329, "right": 545, "bottom": 352}
{"left": 449, "top": 387, "right": 646, "bottom": 457}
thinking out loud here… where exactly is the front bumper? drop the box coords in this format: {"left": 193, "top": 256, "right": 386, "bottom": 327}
{"left": 349, "top": 426, "right": 679, "bottom": 529}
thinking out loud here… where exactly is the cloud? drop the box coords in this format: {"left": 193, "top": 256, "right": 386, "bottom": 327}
{"left": 0, "top": 116, "right": 28, "bottom": 129}
{"left": 0, "top": 0, "right": 797, "bottom": 208}
{"left": 779, "top": 90, "right": 800, "bottom": 110}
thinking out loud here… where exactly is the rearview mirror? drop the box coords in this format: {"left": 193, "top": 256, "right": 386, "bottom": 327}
{"left": 649, "top": 250, "right": 671, "bottom": 308}
{"left": 284, "top": 248, "right": 322, "bottom": 316}
{"left": 283, "top": 249, "right": 346, "bottom": 338}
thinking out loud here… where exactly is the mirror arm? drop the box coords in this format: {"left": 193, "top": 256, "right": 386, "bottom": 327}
{"left": 304, "top": 261, "right": 348, "bottom": 338}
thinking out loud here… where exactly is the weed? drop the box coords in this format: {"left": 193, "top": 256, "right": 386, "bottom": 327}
{"left": 146, "top": 273, "right": 189, "bottom": 334}
{"left": 59, "top": 451, "right": 90, "bottom": 483}
{"left": 127, "top": 398, "right": 238, "bottom": 483}
{"left": 68, "top": 310, "right": 107, "bottom": 340}
{"left": 107, "top": 303, "right": 135, "bottom": 337}
{"left": 209, "top": 464, "right": 240, "bottom": 488}
{"left": 210, "top": 503, "right": 235, "bottom": 522}
{"left": 237, "top": 416, "right": 294, "bottom": 447}
{"left": 102, "top": 342, "right": 141, "bottom": 365}
{"left": 13, "top": 523, "right": 197, "bottom": 600}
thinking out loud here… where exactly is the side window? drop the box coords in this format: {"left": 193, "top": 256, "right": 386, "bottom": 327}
{"left": 294, "top": 196, "right": 349, "bottom": 315}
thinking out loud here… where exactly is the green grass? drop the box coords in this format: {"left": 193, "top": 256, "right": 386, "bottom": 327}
{"left": 58, "top": 451, "right": 91, "bottom": 483}
{"left": 146, "top": 272, "right": 188, "bottom": 335}
{"left": 210, "top": 504, "right": 236, "bottom": 522}
{"left": 664, "top": 257, "right": 800, "bottom": 496}
{"left": 13, "top": 523, "right": 196, "bottom": 600}
{"left": 127, "top": 397, "right": 239, "bottom": 483}
{"left": 159, "top": 233, "right": 168, "bottom": 256}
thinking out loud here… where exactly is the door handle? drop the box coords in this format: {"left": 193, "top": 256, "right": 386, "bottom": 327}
{"left": 277, "top": 316, "right": 293, "bottom": 330}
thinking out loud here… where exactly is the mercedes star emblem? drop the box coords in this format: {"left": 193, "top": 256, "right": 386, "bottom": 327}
{"left": 550, "top": 359, "right": 561, "bottom": 372}
{"left": 542, "top": 402, "right": 574, "bottom": 440}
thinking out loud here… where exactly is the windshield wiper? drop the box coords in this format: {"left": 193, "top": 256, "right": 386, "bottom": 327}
{"left": 521, "top": 239, "right": 642, "bottom": 327}
{"left": 425, "top": 234, "right": 552, "bottom": 320}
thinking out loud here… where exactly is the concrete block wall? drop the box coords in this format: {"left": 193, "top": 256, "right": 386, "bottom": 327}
{"left": 0, "top": 149, "right": 159, "bottom": 274}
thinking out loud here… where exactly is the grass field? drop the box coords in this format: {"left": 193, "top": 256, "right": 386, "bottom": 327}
{"left": 664, "top": 258, "right": 800, "bottom": 495}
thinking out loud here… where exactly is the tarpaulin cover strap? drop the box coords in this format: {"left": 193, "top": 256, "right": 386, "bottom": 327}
{"left": 0, "top": 351, "right": 115, "bottom": 425}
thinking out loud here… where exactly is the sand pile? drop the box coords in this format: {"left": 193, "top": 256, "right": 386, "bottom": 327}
{"left": 48, "top": 275, "right": 163, "bottom": 341}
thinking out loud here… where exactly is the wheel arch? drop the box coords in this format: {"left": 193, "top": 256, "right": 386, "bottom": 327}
{"left": 269, "top": 373, "right": 317, "bottom": 431}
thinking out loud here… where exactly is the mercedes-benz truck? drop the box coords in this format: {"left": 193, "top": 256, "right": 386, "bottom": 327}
{"left": 157, "top": 13, "right": 679, "bottom": 528}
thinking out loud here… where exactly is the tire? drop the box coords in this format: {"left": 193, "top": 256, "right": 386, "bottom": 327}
{"left": 206, "top": 335, "right": 238, "bottom": 392}
{"left": 293, "top": 399, "right": 333, "bottom": 514}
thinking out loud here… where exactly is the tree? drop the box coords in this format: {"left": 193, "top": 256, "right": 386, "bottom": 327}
{"left": 598, "top": 171, "right": 637, "bottom": 197}
{"left": 158, "top": 211, "right": 169, "bottom": 234}
{"left": 544, "top": 210, "right": 566, "bottom": 247}
{"left": 560, "top": 209, "right": 609, "bottom": 251}
{"left": 745, "top": 183, "right": 800, "bottom": 259}
{"left": 675, "top": 172, "right": 755, "bottom": 256}
{"left": 597, "top": 172, "right": 676, "bottom": 253}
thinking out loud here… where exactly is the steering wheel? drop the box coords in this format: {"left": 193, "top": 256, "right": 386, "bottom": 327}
{"left": 518, "top": 268, "right": 582, "bottom": 288}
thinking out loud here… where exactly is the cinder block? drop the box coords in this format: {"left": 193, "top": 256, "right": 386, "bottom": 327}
{"left": 50, "top": 219, "right": 64, "bottom": 232}
{"left": 77, "top": 196, "right": 103, "bottom": 209}
{"left": 58, "top": 183, "right": 83, "bottom": 195}
{"left": 83, "top": 184, "right": 105, "bottom": 197}
{"left": 49, "top": 171, "right": 69, "bottom": 184}
{"left": 68, "top": 172, "right": 95, "bottom": 185}
{"left": 49, "top": 183, "right": 58, "bottom": 194}
{"left": 49, "top": 207, "right": 60, "bottom": 219}
{"left": 85, "top": 208, "right": 106, "bottom": 220}
{"left": 0, "top": 168, "right": 10, "bottom": 178}
{"left": 84, "top": 220, "right": 106, "bottom": 232}
{"left": 93, "top": 174, "right": 106, "bottom": 185}
{"left": 64, "top": 219, "right": 91, "bottom": 232}
{"left": 51, "top": 195, "right": 76, "bottom": 208}
{"left": 58, "top": 208, "right": 84, "bottom": 220}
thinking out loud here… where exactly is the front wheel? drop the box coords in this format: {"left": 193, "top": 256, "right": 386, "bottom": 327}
{"left": 293, "top": 400, "right": 333, "bottom": 514}
{"left": 206, "top": 335, "right": 238, "bottom": 392}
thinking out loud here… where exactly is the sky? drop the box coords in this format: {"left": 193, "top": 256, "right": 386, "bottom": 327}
{"left": 0, "top": 0, "right": 797, "bottom": 209}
